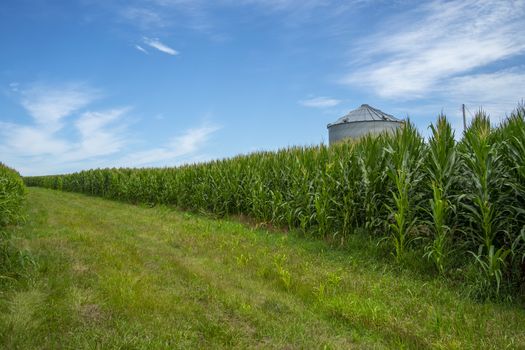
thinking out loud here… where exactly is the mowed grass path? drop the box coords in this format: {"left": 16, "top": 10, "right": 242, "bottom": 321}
{"left": 1, "top": 188, "right": 524, "bottom": 349}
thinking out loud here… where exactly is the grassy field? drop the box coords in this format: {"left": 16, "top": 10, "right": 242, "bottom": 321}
{"left": 1, "top": 188, "right": 525, "bottom": 349}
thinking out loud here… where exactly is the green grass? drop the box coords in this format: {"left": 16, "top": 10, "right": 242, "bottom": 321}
{"left": 1, "top": 188, "right": 525, "bottom": 349}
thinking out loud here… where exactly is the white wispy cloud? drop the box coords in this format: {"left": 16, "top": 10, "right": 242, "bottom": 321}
{"left": 0, "top": 107, "right": 129, "bottom": 166}
{"left": 118, "top": 0, "right": 357, "bottom": 35}
{"left": 343, "top": 0, "right": 525, "bottom": 99}
{"left": 120, "top": 1, "right": 211, "bottom": 32}
{"left": 69, "top": 108, "right": 129, "bottom": 161}
{"left": 299, "top": 96, "right": 341, "bottom": 108}
{"left": 119, "top": 124, "right": 220, "bottom": 167}
{"left": 1, "top": 81, "right": 222, "bottom": 175}
{"left": 0, "top": 83, "right": 103, "bottom": 159}
{"left": 143, "top": 37, "right": 179, "bottom": 56}
{"left": 233, "top": 0, "right": 330, "bottom": 11}
{"left": 20, "top": 82, "right": 99, "bottom": 131}
{"left": 135, "top": 45, "right": 148, "bottom": 54}
{"left": 121, "top": 7, "right": 169, "bottom": 29}
{"left": 0, "top": 123, "right": 70, "bottom": 156}
{"left": 0, "top": 82, "right": 132, "bottom": 175}
{"left": 439, "top": 70, "right": 525, "bottom": 124}
{"left": 444, "top": 70, "right": 525, "bottom": 104}
{"left": 9, "top": 82, "right": 19, "bottom": 92}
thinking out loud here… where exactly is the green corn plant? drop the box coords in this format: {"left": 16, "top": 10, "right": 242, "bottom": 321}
{"left": 385, "top": 121, "right": 426, "bottom": 261}
{"left": 386, "top": 166, "right": 411, "bottom": 261}
{"left": 335, "top": 145, "right": 360, "bottom": 238}
{"left": 424, "top": 116, "right": 457, "bottom": 274}
{"left": 460, "top": 114, "right": 502, "bottom": 250}
{"left": 313, "top": 157, "right": 335, "bottom": 237}
{"left": 355, "top": 133, "right": 389, "bottom": 234}
{"left": 459, "top": 112, "right": 513, "bottom": 296}
{"left": 425, "top": 184, "right": 449, "bottom": 274}
{"left": 313, "top": 188, "right": 329, "bottom": 237}
{"left": 498, "top": 107, "right": 525, "bottom": 276}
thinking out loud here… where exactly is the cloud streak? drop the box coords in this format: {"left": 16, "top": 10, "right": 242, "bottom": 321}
{"left": 135, "top": 45, "right": 148, "bottom": 54}
{"left": 143, "top": 37, "right": 179, "bottom": 56}
{"left": 299, "top": 96, "right": 341, "bottom": 108}
{"left": 121, "top": 7, "right": 169, "bottom": 29}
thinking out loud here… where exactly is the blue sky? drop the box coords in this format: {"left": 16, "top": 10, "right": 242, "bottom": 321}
{"left": 1, "top": 0, "right": 524, "bottom": 175}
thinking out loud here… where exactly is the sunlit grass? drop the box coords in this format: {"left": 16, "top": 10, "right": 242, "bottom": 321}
{"left": 1, "top": 188, "right": 524, "bottom": 349}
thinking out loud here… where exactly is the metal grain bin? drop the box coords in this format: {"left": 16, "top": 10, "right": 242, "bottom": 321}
{"left": 327, "top": 104, "right": 403, "bottom": 145}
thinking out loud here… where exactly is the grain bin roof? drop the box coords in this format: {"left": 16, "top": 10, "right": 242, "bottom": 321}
{"left": 327, "top": 104, "right": 402, "bottom": 127}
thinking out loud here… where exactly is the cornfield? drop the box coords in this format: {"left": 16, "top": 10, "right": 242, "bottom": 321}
{"left": 0, "top": 162, "right": 25, "bottom": 228}
{"left": 24, "top": 107, "right": 525, "bottom": 299}
{"left": 1, "top": 162, "right": 27, "bottom": 281}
